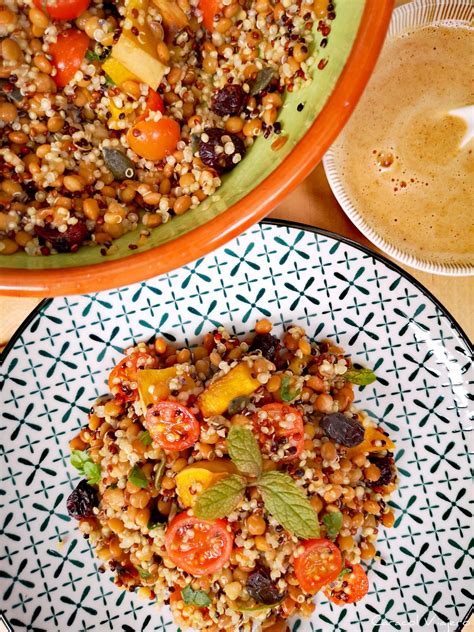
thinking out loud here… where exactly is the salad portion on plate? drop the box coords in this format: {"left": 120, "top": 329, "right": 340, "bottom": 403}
{"left": 67, "top": 320, "right": 397, "bottom": 631}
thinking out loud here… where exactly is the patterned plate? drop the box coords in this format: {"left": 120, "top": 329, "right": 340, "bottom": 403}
{"left": 1, "top": 220, "right": 472, "bottom": 632}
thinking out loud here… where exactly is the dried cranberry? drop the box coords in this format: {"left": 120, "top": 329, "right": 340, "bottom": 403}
{"left": 320, "top": 412, "right": 364, "bottom": 447}
{"left": 246, "top": 565, "right": 287, "bottom": 605}
{"left": 211, "top": 84, "right": 247, "bottom": 116}
{"left": 198, "top": 127, "right": 246, "bottom": 173}
{"left": 35, "top": 219, "right": 89, "bottom": 253}
{"left": 366, "top": 455, "right": 395, "bottom": 487}
{"left": 66, "top": 480, "right": 99, "bottom": 519}
{"left": 249, "top": 333, "right": 280, "bottom": 362}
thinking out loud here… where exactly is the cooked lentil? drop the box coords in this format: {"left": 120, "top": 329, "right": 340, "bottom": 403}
{"left": 67, "top": 321, "right": 398, "bottom": 631}
{"left": 0, "top": 0, "right": 335, "bottom": 256}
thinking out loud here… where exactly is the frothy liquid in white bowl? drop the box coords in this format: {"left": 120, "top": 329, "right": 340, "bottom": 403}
{"left": 331, "top": 24, "right": 474, "bottom": 266}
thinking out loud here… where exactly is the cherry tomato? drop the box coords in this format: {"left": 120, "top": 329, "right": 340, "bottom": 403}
{"left": 145, "top": 401, "right": 200, "bottom": 451}
{"left": 323, "top": 564, "right": 369, "bottom": 605}
{"left": 34, "top": 0, "right": 90, "bottom": 20}
{"left": 253, "top": 403, "right": 304, "bottom": 462}
{"left": 49, "top": 29, "right": 89, "bottom": 88}
{"left": 108, "top": 351, "right": 158, "bottom": 402}
{"left": 294, "top": 539, "right": 343, "bottom": 594}
{"left": 145, "top": 89, "right": 165, "bottom": 115}
{"left": 127, "top": 117, "right": 180, "bottom": 161}
{"left": 165, "top": 513, "right": 233, "bottom": 576}
{"left": 198, "top": 0, "right": 221, "bottom": 31}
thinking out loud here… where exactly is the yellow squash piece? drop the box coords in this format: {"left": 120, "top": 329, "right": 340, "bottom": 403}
{"left": 110, "top": 0, "right": 166, "bottom": 90}
{"left": 346, "top": 426, "right": 396, "bottom": 458}
{"left": 102, "top": 58, "right": 139, "bottom": 87}
{"left": 197, "top": 363, "right": 261, "bottom": 417}
{"left": 137, "top": 367, "right": 195, "bottom": 409}
{"left": 176, "top": 460, "right": 237, "bottom": 507}
{"left": 151, "top": 0, "right": 188, "bottom": 35}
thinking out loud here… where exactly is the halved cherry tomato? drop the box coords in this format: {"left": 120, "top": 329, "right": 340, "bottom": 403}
{"left": 165, "top": 513, "right": 233, "bottom": 576}
{"left": 294, "top": 539, "right": 343, "bottom": 594}
{"left": 145, "top": 401, "right": 200, "bottom": 451}
{"left": 323, "top": 563, "right": 369, "bottom": 605}
{"left": 198, "top": 0, "right": 221, "bottom": 31}
{"left": 49, "top": 29, "right": 89, "bottom": 88}
{"left": 127, "top": 117, "right": 180, "bottom": 161}
{"left": 108, "top": 352, "right": 158, "bottom": 402}
{"left": 34, "top": 0, "right": 90, "bottom": 20}
{"left": 253, "top": 403, "right": 304, "bottom": 462}
{"left": 145, "top": 89, "right": 165, "bottom": 115}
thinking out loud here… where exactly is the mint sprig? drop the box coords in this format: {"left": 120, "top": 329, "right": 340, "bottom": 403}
{"left": 323, "top": 511, "right": 343, "bottom": 540}
{"left": 280, "top": 374, "right": 301, "bottom": 402}
{"left": 194, "top": 474, "right": 247, "bottom": 521}
{"left": 181, "top": 585, "right": 211, "bottom": 607}
{"left": 129, "top": 465, "right": 148, "bottom": 489}
{"left": 70, "top": 450, "right": 101, "bottom": 485}
{"left": 227, "top": 425, "right": 262, "bottom": 478}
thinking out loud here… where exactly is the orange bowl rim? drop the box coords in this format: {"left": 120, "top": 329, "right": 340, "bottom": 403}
{"left": 0, "top": 0, "right": 395, "bottom": 297}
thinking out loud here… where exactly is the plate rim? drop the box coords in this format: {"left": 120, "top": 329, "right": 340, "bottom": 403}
{"left": 1, "top": 219, "right": 471, "bottom": 365}
{"left": 0, "top": 218, "right": 472, "bottom": 631}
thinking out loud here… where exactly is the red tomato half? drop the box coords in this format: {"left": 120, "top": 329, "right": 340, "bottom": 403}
{"left": 127, "top": 117, "right": 180, "bottom": 161}
{"left": 323, "top": 563, "right": 369, "bottom": 605}
{"left": 198, "top": 0, "right": 221, "bottom": 31}
{"left": 294, "top": 539, "right": 343, "bottom": 594}
{"left": 253, "top": 403, "right": 304, "bottom": 462}
{"left": 145, "top": 89, "right": 165, "bottom": 115}
{"left": 49, "top": 29, "right": 89, "bottom": 87}
{"left": 165, "top": 513, "right": 233, "bottom": 576}
{"left": 34, "top": 0, "right": 90, "bottom": 20}
{"left": 108, "top": 351, "right": 158, "bottom": 402}
{"left": 145, "top": 401, "right": 200, "bottom": 451}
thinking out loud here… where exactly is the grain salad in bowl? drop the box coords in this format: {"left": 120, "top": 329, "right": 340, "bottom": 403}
{"left": 67, "top": 320, "right": 398, "bottom": 631}
{"left": 0, "top": 0, "right": 334, "bottom": 256}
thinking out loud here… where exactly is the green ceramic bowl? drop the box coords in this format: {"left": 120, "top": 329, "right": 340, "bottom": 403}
{"left": 0, "top": 0, "right": 394, "bottom": 295}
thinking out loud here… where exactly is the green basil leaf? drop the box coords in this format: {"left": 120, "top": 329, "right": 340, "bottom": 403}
{"left": 280, "top": 374, "right": 301, "bottom": 402}
{"left": 194, "top": 474, "right": 247, "bottom": 520}
{"left": 129, "top": 465, "right": 148, "bottom": 489}
{"left": 345, "top": 367, "right": 377, "bottom": 385}
{"left": 181, "top": 585, "right": 212, "bottom": 607}
{"left": 257, "top": 471, "right": 320, "bottom": 539}
{"left": 227, "top": 425, "right": 262, "bottom": 478}
{"left": 138, "top": 430, "right": 153, "bottom": 446}
{"left": 136, "top": 566, "right": 151, "bottom": 579}
{"left": 70, "top": 450, "right": 89, "bottom": 473}
{"left": 323, "top": 511, "right": 343, "bottom": 540}
{"left": 83, "top": 461, "right": 101, "bottom": 485}
{"left": 154, "top": 458, "right": 166, "bottom": 488}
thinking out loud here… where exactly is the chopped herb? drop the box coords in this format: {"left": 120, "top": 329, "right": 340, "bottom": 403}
{"left": 280, "top": 374, "right": 301, "bottom": 402}
{"left": 345, "top": 367, "right": 377, "bottom": 386}
{"left": 129, "top": 465, "right": 148, "bottom": 489}
{"left": 181, "top": 585, "right": 211, "bottom": 607}
{"left": 338, "top": 567, "right": 352, "bottom": 580}
{"left": 70, "top": 450, "right": 101, "bottom": 485}
{"left": 136, "top": 566, "right": 151, "bottom": 579}
{"left": 138, "top": 430, "right": 153, "bottom": 446}
{"left": 154, "top": 458, "right": 166, "bottom": 488}
{"left": 323, "top": 511, "right": 343, "bottom": 540}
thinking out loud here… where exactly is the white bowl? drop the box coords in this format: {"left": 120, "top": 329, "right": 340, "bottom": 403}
{"left": 324, "top": 0, "right": 474, "bottom": 277}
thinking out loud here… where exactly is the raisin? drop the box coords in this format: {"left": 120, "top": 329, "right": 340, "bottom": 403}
{"left": 199, "top": 127, "right": 246, "bottom": 173}
{"left": 246, "top": 566, "right": 287, "bottom": 605}
{"left": 211, "top": 84, "right": 247, "bottom": 116}
{"left": 66, "top": 479, "right": 99, "bottom": 519}
{"left": 35, "top": 220, "right": 89, "bottom": 253}
{"left": 366, "top": 455, "right": 394, "bottom": 487}
{"left": 249, "top": 333, "right": 280, "bottom": 361}
{"left": 320, "top": 412, "right": 364, "bottom": 447}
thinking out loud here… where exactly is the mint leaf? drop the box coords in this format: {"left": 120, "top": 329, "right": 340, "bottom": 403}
{"left": 194, "top": 474, "right": 247, "bottom": 520}
{"left": 280, "top": 374, "right": 301, "bottom": 402}
{"left": 345, "top": 367, "right": 377, "bottom": 385}
{"left": 154, "top": 458, "right": 166, "bottom": 488}
{"left": 83, "top": 461, "right": 101, "bottom": 485}
{"left": 71, "top": 450, "right": 101, "bottom": 485}
{"left": 257, "top": 471, "right": 320, "bottom": 539}
{"left": 337, "top": 567, "right": 352, "bottom": 580}
{"left": 323, "top": 511, "right": 343, "bottom": 540}
{"left": 181, "top": 585, "right": 211, "bottom": 607}
{"left": 138, "top": 430, "right": 153, "bottom": 446}
{"left": 227, "top": 425, "right": 262, "bottom": 478}
{"left": 129, "top": 465, "right": 148, "bottom": 489}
